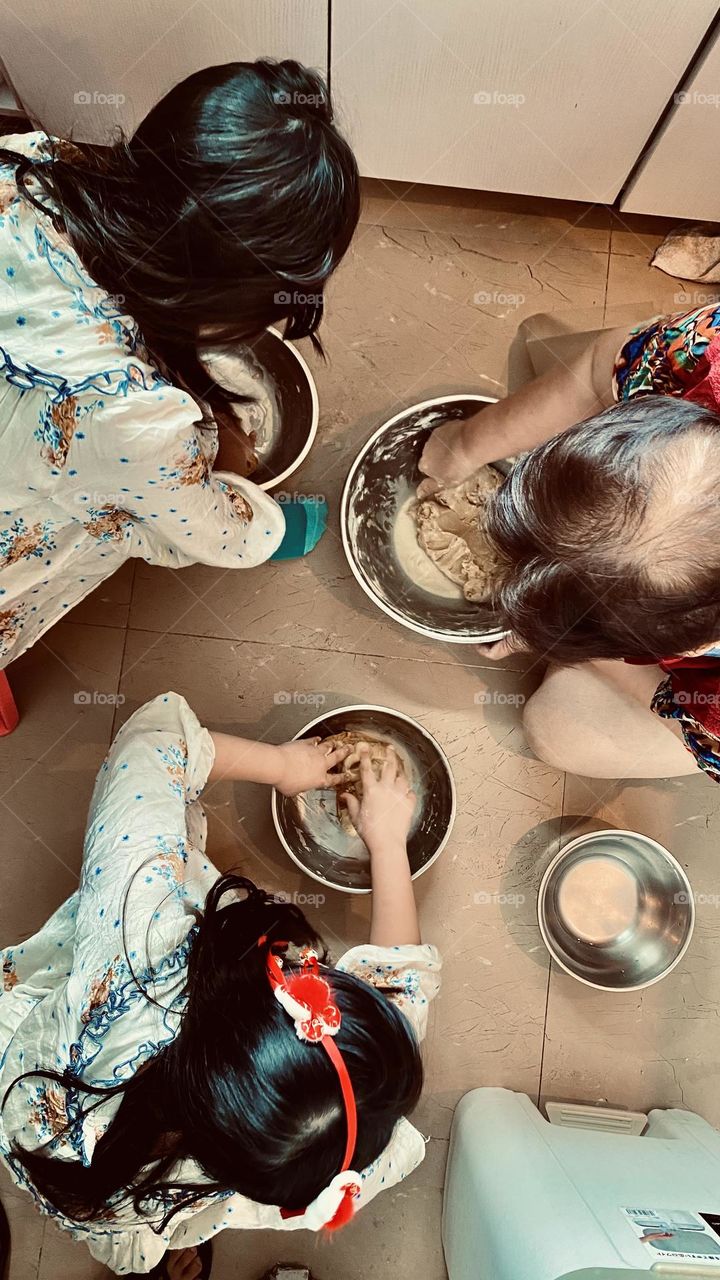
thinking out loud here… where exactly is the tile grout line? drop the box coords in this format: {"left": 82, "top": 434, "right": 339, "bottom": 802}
{"left": 537, "top": 768, "right": 567, "bottom": 1107}
{"left": 110, "top": 610, "right": 134, "bottom": 744}
{"left": 535, "top": 959, "right": 553, "bottom": 1111}
{"left": 116, "top": 622, "right": 533, "bottom": 674}
{"left": 602, "top": 226, "right": 614, "bottom": 327}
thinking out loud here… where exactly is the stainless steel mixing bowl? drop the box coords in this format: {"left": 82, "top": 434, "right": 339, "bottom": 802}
{"left": 207, "top": 326, "right": 318, "bottom": 491}
{"left": 340, "top": 395, "right": 509, "bottom": 644}
{"left": 538, "top": 829, "right": 695, "bottom": 991}
{"left": 253, "top": 327, "right": 318, "bottom": 490}
{"left": 271, "top": 703, "right": 456, "bottom": 893}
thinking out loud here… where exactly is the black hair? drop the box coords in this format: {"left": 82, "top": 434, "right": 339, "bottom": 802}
{"left": 6, "top": 876, "right": 422, "bottom": 1228}
{"left": 486, "top": 394, "right": 720, "bottom": 662}
{"left": 0, "top": 59, "right": 360, "bottom": 420}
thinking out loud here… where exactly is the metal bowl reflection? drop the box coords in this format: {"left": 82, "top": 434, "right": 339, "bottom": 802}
{"left": 207, "top": 326, "right": 318, "bottom": 491}
{"left": 538, "top": 829, "right": 695, "bottom": 991}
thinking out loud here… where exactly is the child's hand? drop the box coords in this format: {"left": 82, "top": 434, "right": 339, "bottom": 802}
{"left": 275, "top": 737, "right": 351, "bottom": 797}
{"left": 342, "top": 747, "right": 416, "bottom": 853}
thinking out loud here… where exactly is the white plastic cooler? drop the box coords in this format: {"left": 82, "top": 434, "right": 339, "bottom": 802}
{"left": 442, "top": 1089, "right": 720, "bottom": 1279}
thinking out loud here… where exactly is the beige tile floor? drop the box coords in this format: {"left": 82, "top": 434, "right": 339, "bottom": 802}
{"left": 1, "top": 178, "right": 718, "bottom": 1280}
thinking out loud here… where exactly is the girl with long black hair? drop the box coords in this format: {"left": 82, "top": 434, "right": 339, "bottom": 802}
{"left": 0, "top": 58, "right": 359, "bottom": 669}
{"left": 0, "top": 693, "right": 440, "bottom": 1277}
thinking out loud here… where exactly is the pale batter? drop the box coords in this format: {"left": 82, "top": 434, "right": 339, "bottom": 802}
{"left": 414, "top": 466, "right": 505, "bottom": 602}
{"left": 392, "top": 493, "right": 464, "bottom": 600}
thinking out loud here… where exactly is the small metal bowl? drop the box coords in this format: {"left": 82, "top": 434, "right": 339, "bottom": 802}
{"left": 206, "top": 326, "right": 319, "bottom": 491}
{"left": 340, "top": 395, "right": 509, "bottom": 645}
{"left": 538, "top": 829, "right": 695, "bottom": 991}
{"left": 271, "top": 703, "right": 456, "bottom": 894}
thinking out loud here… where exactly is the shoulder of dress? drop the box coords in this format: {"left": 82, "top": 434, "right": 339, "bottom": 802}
{"left": 0, "top": 131, "right": 52, "bottom": 162}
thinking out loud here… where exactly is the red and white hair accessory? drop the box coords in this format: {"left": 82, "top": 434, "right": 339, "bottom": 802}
{"left": 267, "top": 947, "right": 341, "bottom": 1042}
{"left": 283, "top": 1170, "right": 362, "bottom": 1231}
{"left": 264, "top": 940, "right": 359, "bottom": 1214}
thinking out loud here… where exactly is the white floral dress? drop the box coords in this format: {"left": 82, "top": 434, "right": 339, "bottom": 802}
{"left": 0, "top": 132, "right": 285, "bottom": 667}
{"left": 0, "top": 692, "right": 442, "bottom": 1274}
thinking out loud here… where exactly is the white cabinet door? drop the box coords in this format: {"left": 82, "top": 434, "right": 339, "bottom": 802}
{"left": 621, "top": 24, "right": 720, "bottom": 219}
{"left": 331, "top": 0, "right": 718, "bottom": 201}
{"left": 0, "top": 0, "right": 327, "bottom": 141}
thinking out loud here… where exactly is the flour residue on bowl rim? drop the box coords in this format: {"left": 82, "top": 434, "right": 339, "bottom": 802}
{"left": 203, "top": 345, "right": 280, "bottom": 457}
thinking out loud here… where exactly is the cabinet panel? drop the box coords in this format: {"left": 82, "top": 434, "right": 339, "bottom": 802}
{"left": 0, "top": 1, "right": 327, "bottom": 142}
{"left": 621, "top": 24, "right": 720, "bottom": 219}
{"left": 332, "top": 0, "right": 717, "bottom": 201}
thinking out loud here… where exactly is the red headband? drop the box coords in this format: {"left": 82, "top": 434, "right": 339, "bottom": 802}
{"left": 262, "top": 942, "right": 358, "bottom": 1176}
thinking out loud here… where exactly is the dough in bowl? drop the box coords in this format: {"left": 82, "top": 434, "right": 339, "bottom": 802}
{"left": 322, "top": 731, "right": 406, "bottom": 836}
{"left": 414, "top": 465, "right": 505, "bottom": 602}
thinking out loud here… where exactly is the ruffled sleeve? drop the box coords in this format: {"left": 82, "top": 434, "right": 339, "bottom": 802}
{"left": 76, "top": 1221, "right": 169, "bottom": 1276}
{"left": 55, "top": 383, "right": 285, "bottom": 570}
{"left": 336, "top": 943, "right": 442, "bottom": 1042}
{"left": 0, "top": 130, "right": 51, "bottom": 161}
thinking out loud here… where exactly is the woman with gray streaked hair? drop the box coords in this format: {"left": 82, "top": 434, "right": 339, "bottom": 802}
{"left": 421, "top": 304, "right": 720, "bottom": 784}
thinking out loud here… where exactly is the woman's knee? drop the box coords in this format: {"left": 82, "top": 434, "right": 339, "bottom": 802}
{"left": 522, "top": 685, "right": 573, "bottom": 769}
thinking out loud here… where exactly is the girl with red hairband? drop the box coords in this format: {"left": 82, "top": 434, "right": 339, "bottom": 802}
{"left": 0, "top": 693, "right": 441, "bottom": 1279}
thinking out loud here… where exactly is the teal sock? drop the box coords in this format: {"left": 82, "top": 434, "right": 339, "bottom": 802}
{"left": 270, "top": 497, "right": 329, "bottom": 560}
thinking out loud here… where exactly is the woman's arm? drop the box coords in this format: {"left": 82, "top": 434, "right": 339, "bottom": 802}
{"left": 342, "top": 749, "right": 420, "bottom": 947}
{"left": 419, "top": 326, "right": 624, "bottom": 486}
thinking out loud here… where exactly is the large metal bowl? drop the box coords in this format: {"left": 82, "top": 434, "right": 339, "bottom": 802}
{"left": 206, "top": 326, "right": 318, "bottom": 491}
{"left": 271, "top": 703, "right": 456, "bottom": 894}
{"left": 538, "top": 829, "right": 695, "bottom": 991}
{"left": 340, "top": 395, "right": 509, "bottom": 645}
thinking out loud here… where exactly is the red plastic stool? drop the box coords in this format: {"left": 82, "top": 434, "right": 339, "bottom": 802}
{"left": 0, "top": 670, "right": 19, "bottom": 735}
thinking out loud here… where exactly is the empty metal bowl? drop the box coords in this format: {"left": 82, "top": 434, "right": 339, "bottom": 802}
{"left": 538, "top": 829, "right": 695, "bottom": 991}
{"left": 206, "top": 326, "right": 318, "bottom": 491}
{"left": 271, "top": 703, "right": 456, "bottom": 894}
{"left": 340, "top": 395, "right": 510, "bottom": 644}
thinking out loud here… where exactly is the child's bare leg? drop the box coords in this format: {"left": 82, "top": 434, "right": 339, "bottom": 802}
{"left": 420, "top": 324, "right": 630, "bottom": 484}
{"left": 522, "top": 658, "right": 696, "bottom": 779}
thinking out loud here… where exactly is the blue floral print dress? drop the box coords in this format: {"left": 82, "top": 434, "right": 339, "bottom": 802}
{"left": 0, "top": 132, "right": 285, "bottom": 667}
{"left": 0, "top": 692, "right": 442, "bottom": 1274}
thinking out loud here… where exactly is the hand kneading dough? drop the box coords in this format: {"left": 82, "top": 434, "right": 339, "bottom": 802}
{"left": 414, "top": 466, "right": 504, "bottom": 602}
{"left": 322, "top": 731, "right": 406, "bottom": 836}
